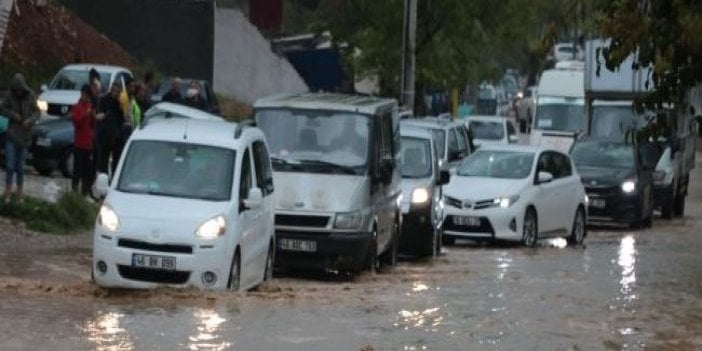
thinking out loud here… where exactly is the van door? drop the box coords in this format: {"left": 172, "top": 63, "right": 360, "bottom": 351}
{"left": 238, "top": 147, "right": 260, "bottom": 287}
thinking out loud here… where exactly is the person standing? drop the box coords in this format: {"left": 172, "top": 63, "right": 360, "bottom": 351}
{"left": 162, "top": 78, "right": 183, "bottom": 104}
{"left": 135, "top": 83, "right": 152, "bottom": 115}
{"left": 70, "top": 84, "right": 95, "bottom": 196}
{"left": 95, "top": 84, "right": 125, "bottom": 176}
{"left": 0, "top": 73, "right": 39, "bottom": 203}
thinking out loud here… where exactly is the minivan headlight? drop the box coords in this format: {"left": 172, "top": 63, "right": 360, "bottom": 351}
{"left": 98, "top": 204, "right": 120, "bottom": 232}
{"left": 334, "top": 211, "right": 363, "bottom": 230}
{"left": 411, "top": 188, "right": 431, "bottom": 204}
{"left": 196, "top": 215, "right": 226, "bottom": 239}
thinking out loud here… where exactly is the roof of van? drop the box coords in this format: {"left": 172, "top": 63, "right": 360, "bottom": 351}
{"left": 537, "top": 69, "right": 584, "bottom": 98}
{"left": 61, "top": 64, "right": 131, "bottom": 74}
{"left": 400, "top": 124, "right": 433, "bottom": 139}
{"left": 254, "top": 93, "right": 397, "bottom": 115}
{"left": 131, "top": 118, "right": 259, "bottom": 149}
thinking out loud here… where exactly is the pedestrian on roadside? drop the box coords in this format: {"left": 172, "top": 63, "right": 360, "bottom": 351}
{"left": 0, "top": 73, "right": 39, "bottom": 204}
{"left": 120, "top": 78, "right": 142, "bottom": 145}
{"left": 89, "top": 68, "right": 100, "bottom": 87}
{"left": 135, "top": 83, "right": 152, "bottom": 116}
{"left": 95, "top": 83, "right": 125, "bottom": 176}
{"left": 70, "top": 84, "right": 95, "bottom": 196}
{"left": 184, "top": 81, "right": 206, "bottom": 111}
{"left": 162, "top": 78, "right": 183, "bottom": 104}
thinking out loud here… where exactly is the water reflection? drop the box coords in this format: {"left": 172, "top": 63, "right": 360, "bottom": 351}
{"left": 83, "top": 311, "right": 134, "bottom": 351}
{"left": 617, "top": 235, "right": 637, "bottom": 302}
{"left": 395, "top": 307, "right": 443, "bottom": 331}
{"left": 546, "top": 238, "right": 568, "bottom": 249}
{"left": 495, "top": 252, "right": 512, "bottom": 281}
{"left": 187, "top": 309, "right": 230, "bottom": 351}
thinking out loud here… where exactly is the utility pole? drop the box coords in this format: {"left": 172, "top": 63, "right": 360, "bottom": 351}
{"left": 401, "top": 0, "right": 417, "bottom": 112}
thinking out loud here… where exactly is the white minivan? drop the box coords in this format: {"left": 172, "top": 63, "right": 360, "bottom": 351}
{"left": 92, "top": 117, "right": 275, "bottom": 291}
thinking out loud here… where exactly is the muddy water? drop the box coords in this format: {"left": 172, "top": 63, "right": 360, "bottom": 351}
{"left": 1, "top": 166, "right": 702, "bottom": 350}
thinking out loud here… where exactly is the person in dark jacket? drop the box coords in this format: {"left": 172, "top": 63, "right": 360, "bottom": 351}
{"left": 162, "top": 78, "right": 183, "bottom": 104}
{"left": 0, "top": 73, "right": 39, "bottom": 203}
{"left": 135, "top": 83, "right": 152, "bottom": 115}
{"left": 95, "top": 83, "right": 125, "bottom": 176}
{"left": 71, "top": 84, "right": 95, "bottom": 196}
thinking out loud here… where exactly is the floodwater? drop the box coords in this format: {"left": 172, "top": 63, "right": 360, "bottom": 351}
{"left": 1, "top": 165, "right": 702, "bottom": 350}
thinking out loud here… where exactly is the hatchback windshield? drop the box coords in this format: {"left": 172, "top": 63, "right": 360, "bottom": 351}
{"left": 470, "top": 120, "right": 504, "bottom": 140}
{"left": 256, "top": 109, "right": 370, "bottom": 174}
{"left": 535, "top": 97, "right": 585, "bottom": 132}
{"left": 571, "top": 141, "right": 634, "bottom": 170}
{"left": 458, "top": 150, "right": 534, "bottom": 179}
{"left": 117, "top": 141, "right": 235, "bottom": 201}
{"left": 50, "top": 69, "right": 110, "bottom": 92}
{"left": 401, "top": 137, "right": 432, "bottom": 178}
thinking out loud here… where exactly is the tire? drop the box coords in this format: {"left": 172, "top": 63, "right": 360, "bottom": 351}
{"left": 661, "top": 186, "right": 675, "bottom": 219}
{"left": 380, "top": 221, "right": 399, "bottom": 267}
{"left": 436, "top": 226, "right": 443, "bottom": 256}
{"left": 568, "top": 207, "right": 586, "bottom": 246}
{"left": 522, "top": 208, "right": 538, "bottom": 248}
{"left": 263, "top": 242, "right": 274, "bottom": 282}
{"left": 59, "top": 147, "right": 74, "bottom": 179}
{"left": 644, "top": 192, "right": 654, "bottom": 228}
{"left": 442, "top": 235, "right": 455, "bottom": 246}
{"left": 227, "top": 250, "right": 241, "bottom": 291}
{"left": 673, "top": 193, "right": 686, "bottom": 217}
{"left": 630, "top": 201, "right": 645, "bottom": 229}
{"left": 35, "top": 166, "right": 54, "bottom": 177}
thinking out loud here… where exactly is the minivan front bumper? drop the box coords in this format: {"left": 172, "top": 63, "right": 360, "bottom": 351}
{"left": 275, "top": 230, "right": 374, "bottom": 272}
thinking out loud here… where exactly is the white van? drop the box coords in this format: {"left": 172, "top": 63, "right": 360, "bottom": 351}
{"left": 92, "top": 118, "right": 275, "bottom": 291}
{"left": 530, "top": 62, "right": 585, "bottom": 153}
{"left": 254, "top": 93, "right": 402, "bottom": 274}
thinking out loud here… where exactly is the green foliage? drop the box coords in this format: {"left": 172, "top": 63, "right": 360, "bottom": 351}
{"left": 0, "top": 192, "right": 98, "bottom": 234}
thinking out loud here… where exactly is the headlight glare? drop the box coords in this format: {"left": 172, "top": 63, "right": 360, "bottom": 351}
{"left": 334, "top": 211, "right": 363, "bottom": 230}
{"left": 37, "top": 99, "right": 48, "bottom": 112}
{"left": 494, "top": 195, "right": 520, "bottom": 208}
{"left": 196, "top": 215, "right": 226, "bottom": 239}
{"left": 411, "top": 188, "right": 430, "bottom": 204}
{"left": 98, "top": 205, "right": 120, "bottom": 232}
{"left": 621, "top": 180, "right": 636, "bottom": 193}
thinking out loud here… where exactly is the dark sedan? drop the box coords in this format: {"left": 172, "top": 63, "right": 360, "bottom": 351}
{"left": 570, "top": 137, "right": 655, "bottom": 228}
{"left": 29, "top": 116, "right": 74, "bottom": 177}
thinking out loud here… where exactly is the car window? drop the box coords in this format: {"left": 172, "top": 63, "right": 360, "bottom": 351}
{"left": 551, "top": 152, "right": 572, "bottom": 178}
{"left": 448, "top": 129, "right": 460, "bottom": 154}
{"left": 470, "top": 121, "right": 505, "bottom": 140}
{"left": 536, "top": 152, "right": 558, "bottom": 177}
{"left": 380, "top": 111, "right": 394, "bottom": 159}
{"left": 252, "top": 140, "right": 274, "bottom": 196}
{"left": 455, "top": 127, "right": 467, "bottom": 152}
{"left": 239, "top": 148, "right": 253, "bottom": 210}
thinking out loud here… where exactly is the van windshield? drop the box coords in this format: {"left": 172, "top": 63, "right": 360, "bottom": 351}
{"left": 571, "top": 140, "right": 634, "bottom": 170}
{"left": 534, "top": 96, "right": 585, "bottom": 132}
{"left": 256, "top": 109, "right": 370, "bottom": 175}
{"left": 590, "top": 105, "right": 651, "bottom": 140}
{"left": 117, "top": 141, "right": 235, "bottom": 201}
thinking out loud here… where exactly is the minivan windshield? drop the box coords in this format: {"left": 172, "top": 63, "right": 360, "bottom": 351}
{"left": 458, "top": 150, "right": 534, "bottom": 179}
{"left": 50, "top": 69, "right": 110, "bottom": 92}
{"left": 117, "top": 141, "right": 235, "bottom": 201}
{"left": 256, "top": 109, "right": 370, "bottom": 175}
{"left": 571, "top": 140, "right": 634, "bottom": 170}
{"left": 401, "top": 137, "right": 432, "bottom": 178}
{"left": 534, "top": 96, "right": 585, "bottom": 132}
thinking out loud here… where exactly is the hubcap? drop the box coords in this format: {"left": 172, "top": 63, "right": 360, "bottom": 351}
{"left": 524, "top": 214, "right": 536, "bottom": 246}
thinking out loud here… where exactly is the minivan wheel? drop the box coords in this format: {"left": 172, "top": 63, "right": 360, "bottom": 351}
{"left": 365, "top": 231, "right": 379, "bottom": 274}
{"left": 380, "top": 222, "right": 399, "bottom": 267}
{"left": 522, "top": 208, "right": 538, "bottom": 248}
{"left": 227, "top": 250, "right": 241, "bottom": 291}
{"left": 673, "top": 193, "right": 686, "bottom": 217}
{"left": 568, "top": 207, "right": 586, "bottom": 246}
{"left": 661, "top": 187, "right": 675, "bottom": 219}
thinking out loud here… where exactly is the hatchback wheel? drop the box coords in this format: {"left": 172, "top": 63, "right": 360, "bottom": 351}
{"left": 568, "top": 207, "right": 586, "bottom": 246}
{"left": 522, "top": 208, "right": 538, "bottom": 248}
{"left": 227, "top": 250, "right": 241, "bottom": 291}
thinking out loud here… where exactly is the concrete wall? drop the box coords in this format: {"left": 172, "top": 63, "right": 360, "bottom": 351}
{"left": 213, "top": 7, "right": 307, "bottom": 104}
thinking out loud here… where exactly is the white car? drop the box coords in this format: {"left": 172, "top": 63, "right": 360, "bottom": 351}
{"left": 442, "top": 144, "right": 587, "bottom": 247}
{"left": 465, "top": 115, "right": 519, "bottom": 147}
{"left": 37, "top": 64, "right": 133, "bottom": 116}
{"left": 92, "top": 117, "right": 275, "bottom": 291}
{"left": 143, "top": 102, "right": 225, "bottom": 122}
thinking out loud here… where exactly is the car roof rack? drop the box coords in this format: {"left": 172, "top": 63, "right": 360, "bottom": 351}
{"left": 234, "top": 119, "right": 256, "bottom": 139}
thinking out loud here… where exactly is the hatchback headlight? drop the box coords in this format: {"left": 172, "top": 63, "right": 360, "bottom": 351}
{"left": 411, "top": 188, "right": 431, "bottom": 204}
{"left": 98, "top": 205, "right": 120, "bottom": 232}
{"left": 37, "top": 99, "right": 48, "bottom": 112}
{"left": 494, "top": 195, "right": 520, "bottom": 208}
{"left": 196, "top": 215, "right": 226, "bottom": 239}
{"left": 334, "top": 211, "right": 363, "bottom": 230}
{"left": 621, "top": 180, "right": 636, "bottom": 194}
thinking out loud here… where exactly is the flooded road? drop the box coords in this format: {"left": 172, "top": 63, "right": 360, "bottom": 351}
{"left": 1, "top": 164, "right": 702, "bottom": 350}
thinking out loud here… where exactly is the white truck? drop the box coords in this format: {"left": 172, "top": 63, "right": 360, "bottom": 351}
{"left": 584, "top": 39, "right": 698, "bottom": 218}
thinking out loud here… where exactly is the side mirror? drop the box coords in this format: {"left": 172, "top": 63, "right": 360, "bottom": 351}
{"left": 537, "top": 171, "right": 554, "bottom": 184}
{"left": 243, "top": 188, "right": 263, "bottom": 210}
{"left": 94, "top": 173, "right": 110, "bottom": 197}
{"left": 438, "top": 170, "right": 451, "bottom": 186}
{"left": 509, "top": 135, "right": 519, "bottom": 143}
{"left": 40, "top": 84, "right": 48, "bottom": 92}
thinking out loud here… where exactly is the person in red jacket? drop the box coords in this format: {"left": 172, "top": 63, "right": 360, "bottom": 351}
{"left": 71, "top": 84, "right": 96, "bottom": 196}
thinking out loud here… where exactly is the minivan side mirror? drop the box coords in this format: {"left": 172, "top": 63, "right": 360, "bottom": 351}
{"left": 438, "top": 170, "right": 451, "bottom": 186}
{"left": 40, "top": 84, "right": 48, "bottom": 92}
{"left": 537, "top": 171, "right": 554, "bottom": 184}
{"left": 243, "top": 188, "right": 263, "bottom": 210}
{"left": 94, "top": 173, "right": 110, "bottom": 197}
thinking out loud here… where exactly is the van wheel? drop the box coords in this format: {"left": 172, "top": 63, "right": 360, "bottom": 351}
{"left": 673, "top": 193, "right": 686, "bottom": 217}
{"left": 364, "top": 230, "right": 378, "bottom": 274}
{"left": 380, "top": 221, "right": 399, "bottom": 267}
{"left": 263, "top": 242, "right": 274, "bottom": 282}
{"left": 227, "top": 250, "right": 241, "bottom": 291}
{"left": 661, "top": 187, "right": 675, "bottom": 219}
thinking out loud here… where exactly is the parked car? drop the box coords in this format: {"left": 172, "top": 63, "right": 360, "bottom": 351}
{"left": 92, "top": 117, "right": 275, "bottom": 291}
{"left": 151, "top": 78, "right": 220, "bottom": 114}
{"left": 403, "top": 117, "right": 473, "bottom": 170}
{"left": 398, "top": 123, "right": 450, "bottom": 258}
{"left": 516, "top": 85, "right": 537, "bottom": 133}
{"left": 442, "top": 144, "right": 587, "bottom": 247}
{"left": 254, "top": 93, "right": 401, "bottom": 274}
{"left": 29, "top": 115, "right": 74, "bottom": 177}
{"left": 465, "top": 115, "right": 518, "bottom": 148}
{"left": 477, "top": 83, "right": 510, "bottom": 116}
{"left": 37, "top": 64, "right": 133, "bottom": 117}
{"left": 570, "top": 137, "right": 655, "bottom": 228}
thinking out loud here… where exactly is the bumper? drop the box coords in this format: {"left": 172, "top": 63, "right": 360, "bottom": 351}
{"left": 586, "top": 190, "right": 641, "bottom": 225}
{"left": 92, "top": 233, "right": 232, "bottom": 290}
{"left": 399, "top": 207, "right": 434, "bottom": 252}
{"left": 275, "top": 230, "right": 374, "bottom": 271}
{"left": 442, "top": 205, "right": 523, "bottom": 242}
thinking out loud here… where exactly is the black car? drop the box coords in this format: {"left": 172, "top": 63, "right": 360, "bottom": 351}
{"left": 151, "top": 78, "right": 220, "bottom": 114}
{"left": 29, "top": 116, "right": 74, "bottom": 177}
{"left": 570, "top": 137, "right": 656, "bottom": 228}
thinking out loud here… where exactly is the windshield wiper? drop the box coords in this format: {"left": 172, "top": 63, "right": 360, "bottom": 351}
{"left": 295, "top": 159, "right": 358, "bottom": 175}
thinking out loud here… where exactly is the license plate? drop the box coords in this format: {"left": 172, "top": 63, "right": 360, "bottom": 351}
{"left": 131, "top": 253, "right": 176, "bottom": 270}
{"left": 590, "top": 199, "right": 606, "bottom": 209}
{"left": 279, "top": 239, "right": 317, "bottom": 252}
{"left": 452, "top": 216, "right": 481, "bottom": 227}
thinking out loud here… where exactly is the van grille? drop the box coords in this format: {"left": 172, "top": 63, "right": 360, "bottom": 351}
{"left": 275, "top": 214, "right": 330, "bottom": 228}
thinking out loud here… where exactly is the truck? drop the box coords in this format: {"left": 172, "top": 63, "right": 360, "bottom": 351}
{"left": 584, "top": 38, "right": 698, "bottom": 218}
